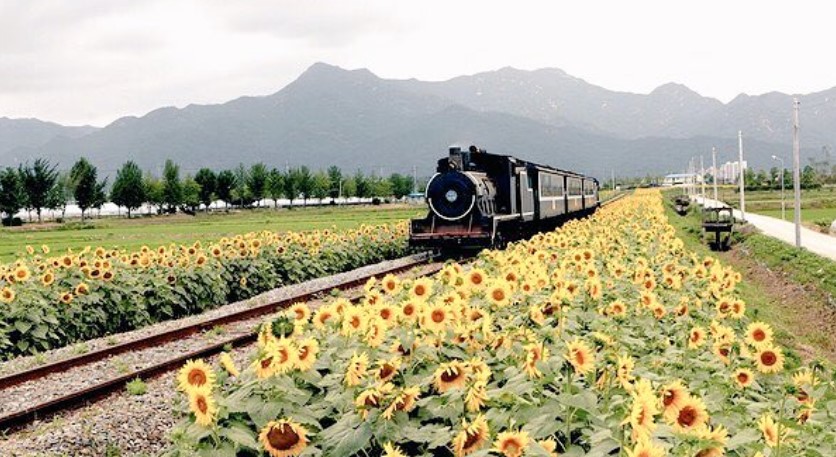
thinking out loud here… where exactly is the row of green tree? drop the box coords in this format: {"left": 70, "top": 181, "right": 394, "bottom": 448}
{"left": 740, "top": 165, "right": 822, "bottom": 191}
{"left": 0, "top": 157, "right": 421, "bottom": 225}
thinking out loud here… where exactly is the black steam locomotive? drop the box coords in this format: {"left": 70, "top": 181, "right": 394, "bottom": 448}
{"left": 409, "top": 146, "right": 599, "bottom": 249}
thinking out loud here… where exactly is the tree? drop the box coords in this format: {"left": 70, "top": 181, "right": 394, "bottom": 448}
{"left": 194, "top": 168, "right": 216, "bottom": 212}
{"left": 283, "top": 168, "right": 300, "bottom": 207}
{"left": 389, "top": 173, "right": 413, "bottom": 199}
{"left": 801, "top": 165, "right": 820, "bottom": 189}
{"left": 110, "top": 161, "right": 146, "bottom": 218}
{"left": 354, "top": 171, "right": 370, "bottom": 199}
{"left": 248, "top": 163, "right": 268, "bottom": 206}
{"left": 144, "top": 173, "right": 165, "bottom": 215}
{"left": 162, "top": 159, "right": 183, "bottom": 213}
{"left": 341, "top": 176, "right": 357, "bottom": 199}
{"left": 296, "top": 166, "right": 313, "bottom": 206}
{"left": 327, "top": 165, "right": 342, "bottom": 199}
{"left": 46, "top": 172, "right": 71, "bottom": 220}
{"left": 181, "top": 176, "right": 201, "bottom": 214}
{"left": 0, "top": 167, "right": 25, "bottom": 225}
{"left": 19, "top": 158, "right": 58, "bottom": 223}
{"left": 69, "top": 158, "right": 102, "bottom": 222}
{"left": 370, "top": 175, "right": 392, "bottom": 197}
{"left": 311, "top": 170, "right": 331, "bottom": 201}
{"left": 215, "top": 170, "right": 235, "bottom": 210}
{"left": 233, "top": 163, "right": 249, "bottom": 208}
{"left": 267, "top": 168, "right": 284, "bottom": 208}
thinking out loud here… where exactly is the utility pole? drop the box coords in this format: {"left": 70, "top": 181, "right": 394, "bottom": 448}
{"left": 792, "top": 98, "right": 802, "bottom": 247}
{"left": 700, "top": 155, "right": 705, "bottom": 200}
{"left": 771, "top": 155, "right": 786, "bottom": 220}
{"left": 712, "top": 147, "right": 718, "bottom": 203}
{"left": 738, "top": 130, "right": 745, "bottom": 222}
{"left": 412, "top": 165, "right": 418, "bottom": 194}
{"left": 611, "top": 169, "right": 615, "bottom": 191}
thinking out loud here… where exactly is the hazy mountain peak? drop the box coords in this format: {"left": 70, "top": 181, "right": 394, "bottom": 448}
{"left": 650, "top": 82, "right": 702, "bottom": 98}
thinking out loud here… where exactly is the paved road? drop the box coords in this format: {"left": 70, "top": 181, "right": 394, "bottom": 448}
{"left": 693, "top": 196, "right": 836, "bottom": 262}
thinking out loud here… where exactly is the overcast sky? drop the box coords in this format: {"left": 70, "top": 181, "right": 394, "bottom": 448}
{"left": 2, "top": 0, "right": 834, "bottom": 127}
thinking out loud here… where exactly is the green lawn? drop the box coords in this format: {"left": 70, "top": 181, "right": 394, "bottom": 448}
{"left": 0, "top": 205, "right": 425, "bottom": 262}
{"left": 755, "top": 207, "right": 836, "bottom": 223}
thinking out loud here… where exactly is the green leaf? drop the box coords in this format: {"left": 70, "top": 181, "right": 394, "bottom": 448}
{"left": 14, "top": 320, "right": 31, "bottom": 334}
{"left": 319, "top": 414, "right": 371, "bottom": 456}
{"left": 725, "top": 428, "right": 760, "bottom": 449}
{"left": 220, "top": 422, "right": 259, "bottom": 450}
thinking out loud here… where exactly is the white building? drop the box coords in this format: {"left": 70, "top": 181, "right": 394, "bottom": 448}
{"left": 662, "top": 173, "right": 702, "bottom": 187}
{"left": 708, "top": 160, "right": 748, "bottom": 184}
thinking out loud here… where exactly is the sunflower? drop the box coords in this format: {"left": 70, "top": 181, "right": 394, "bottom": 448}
{"left": 409, "top": 277, "right": 434, "bottom": 302}
{"left": 313, "top": 305, "right": 337, "bottom": 330}
{"left": 452, "top": 414, "right": 490, "bottom": 456}
{"left": 607, "top": 300, "right": 627, "bottom": 316}
{"left": 421, "top": 302, "right": 453, "bottom": 333}
{"left": 381, "top": 274, "right": 402, "bottom": 295}
{"left": 259, "top": 419, "right": 309, "bottom": 457}
{"left": 659, "top": 380, "right": 689, "bottom": 415}
{"left": 523, "top": 341, "right": 550, "bottom": 378}
{"left": 625, "top": 392, "right": 658, "bottom": 439}
{"left": 400, "top": 300, "right": 420, "bottom": 322}
{"left": 13, "top": 265, "right": 31, "bottom": 282}
{"left": 493, "top": 430, "right": 530, "bottom": 457}
{"left": 687, "top": 327, "right": 707, "bottom": 349}
{"left": 288, "top": 303, "right": 311, "bottom": 322}
{"left": 625, "top": 437, "right": 665, "bottom": 457}
{"left": 565, "top": 338, "right": 596, "bottom": 376}
{"left": 375, "top": 358, "right": 401, "bottom": 383}
{"left": 74, "top": 282, "right": 90, "bottom": 295}
{"left": 754, "top": 344, "right": 784, "bottom": 374}
{"left": 669, "top": 396, "right": 709, "bottom": 433}
{"left": 0, "top": 287, "right": 15, "bottom": 304}
{"left": 382, "top": 442, "right": 408, "bottom": 457}
{"left": 177, "top": 359, "right": 216, "bottom": 393}
{"left": 733, "top": 368, "right": 754, "bottom": 388}
{"left": 41, "top": 271, "right": 55, "bottom": 287}
{"left": 188, "top": 390, "right": 217, "bottom": 426}
{"left": 341, "top": 307, "right": 366, "bottom": 336}
{"left": 485, "top": 281, "right": 511, "bottom": 307}
{"left": 344, "top": 351, "right": 370, "bottom": 387}
{"left": 745, "top": 321, "right": 773, "bottom": 347}
{"left": 433, "top": 360, "right": 470, "bottom": 393}
{"left": 616, "top": 354, "right": 635, "bottom": 386}
{"left": 271, "top": 338, "right": 299, "bottom": 374}
{"left": 382, "top": 385, "right": 421, "bottom": 419}
{"left": 757, "top": 414, "right": 781, "bottom": 448}
{"left": 466, "top": 268, "right": 487, "bottom": 290}
{"left": 219, "top": 352, "right": 239, "bottom": 377}
{"left": 296, "top": 338, "right": 319, "bottom": 372}
{"left": 465, "top": 380, "right": 488, "bottom": 412}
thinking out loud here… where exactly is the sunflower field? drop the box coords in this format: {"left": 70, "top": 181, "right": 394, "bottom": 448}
{"left": 168, "top": 191, "right": 836, "bottom": 457}
{"left": 0, "top": 223, "right": 407, "bottom": 359}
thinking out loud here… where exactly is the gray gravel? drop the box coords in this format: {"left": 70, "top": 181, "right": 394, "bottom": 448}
{"left": 0, "top": 254, "right": 436, "bottom": 456}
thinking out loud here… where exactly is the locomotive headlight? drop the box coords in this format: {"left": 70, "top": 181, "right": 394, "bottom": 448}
{"left": 445, "top": 189, "right": 458, "bottom": 202}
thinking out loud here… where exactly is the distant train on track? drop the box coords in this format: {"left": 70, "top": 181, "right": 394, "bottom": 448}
{"left": 409, "top": 145, "right": 600, "bottom": 250}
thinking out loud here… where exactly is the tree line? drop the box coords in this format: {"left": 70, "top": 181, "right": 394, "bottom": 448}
{"left": 0, "top": 158, "right": 421, "bottom": 225}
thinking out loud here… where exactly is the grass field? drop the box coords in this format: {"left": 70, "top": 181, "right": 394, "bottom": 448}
{"left": 0, "top": 205, "right": 425, "bottom": 261}
{"left": 756, "top": 207, "right": 836, "bottom": 223}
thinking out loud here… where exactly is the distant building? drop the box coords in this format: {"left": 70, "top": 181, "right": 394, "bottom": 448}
{"left": 708, "top": 160, "right": 748, "bottom": 184}
{"left": 662, "top": 173, "right": 702, "bottom": 187}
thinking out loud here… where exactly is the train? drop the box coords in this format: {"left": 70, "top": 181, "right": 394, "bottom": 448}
{"left": 409, "top": 145, "right": 600, "bottom": 250}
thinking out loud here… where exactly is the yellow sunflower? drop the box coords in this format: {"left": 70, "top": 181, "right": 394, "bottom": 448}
{"left": 381, "top": 274, "right": 402, "bottom": 295}
{"left": 41, "top": 271, "right": 55, "bottom": 287}
{"left": 433, "top": 360, "right": 470, "bottom": 393}
{"left": 288, "top": 303, "right": 311, "bottom": 322}
{"left": 625, "top": 437, "right": 665, "bottom": 457}
{"left": 493, "top": 430, "right": 530, "bottom": 457}
{"left": 757, "top": 414, "right": 781, "bottom": 448}
{"left": 409, "top": 277, "right": 434, "bottom": 302}
{"left": 259, "top": 419, "right": 309, "bottom": 457}
{"left": 465, "top": 268, "right": 487, "bottom": 290}
{"left": 687, "top": 327, "right": 707, "bottom": 349}
{"left": 421, "top": 302, "right": 453, "bottom": 333}
{"left": 485, "top": 281, "right": 511, "bottom": 307}
{"left": 382, "top": 442, "right": 408, "bottom": 457}
{"left": 754, "top": 344, "right": 784, "bottom": 374}
{"left": 669, "top": 396, "right": 709, "bottom": 433}
{"left": 295, "top": 338, "right": 319, "bottom": 372}
{"left": 659, "top": 380, "right": 689, "bottom": 416}
{"left": 745, "top": 321, "right": 773, "bottom": 347}
{"left": 177, "top": 359, "right": 216, "bottom": 393}
{"left": 344, "top": 351, "right": 370, "bottom": 387}
{"left": 565, "top": 338, "right": 596, "bottom": 376}
{"left": 219, "top": 352, "right": 240, "bottom": 377}
{"left": 452, "top": 414, "right": 490, "bottom": 456}
{"left": 733, "top": 368, "right": 754, "bottom": 388}
{"left": 523, "top": 341, "right": 550, "bottom": 378}
{"left": 0, "top": 287, "right": 15, "bottom": 304}
{"left": 188, "top": 389, "right": 217, "bottom": 426}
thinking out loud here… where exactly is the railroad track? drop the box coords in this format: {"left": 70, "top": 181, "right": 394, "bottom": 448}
{"left": 0, "top": 253, "right": 441, "bottom": 431}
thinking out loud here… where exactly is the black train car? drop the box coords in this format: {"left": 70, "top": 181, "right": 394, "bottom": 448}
{"left": 409, "top": 145, "right": 599, "bottom": 250}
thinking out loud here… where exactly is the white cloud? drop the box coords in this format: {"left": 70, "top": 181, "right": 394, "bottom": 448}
{"left": 1, "top": 0, "right": 834, "bottom": 126}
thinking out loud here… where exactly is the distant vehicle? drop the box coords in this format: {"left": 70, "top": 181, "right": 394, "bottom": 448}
{"left": 409, "top": 145, "right": 599, "bottom": 250}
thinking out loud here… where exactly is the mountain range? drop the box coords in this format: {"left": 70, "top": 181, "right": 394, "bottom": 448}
{"left": 0, "top": 63, "right": 830, "bottom": 179}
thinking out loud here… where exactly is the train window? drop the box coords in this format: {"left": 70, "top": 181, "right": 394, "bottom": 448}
{"left": 527, "top": 173, "right": 534, "bottom": 191}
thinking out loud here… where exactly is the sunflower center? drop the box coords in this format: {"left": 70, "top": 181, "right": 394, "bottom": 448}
{"left": 351, "top": 316, "right": 361, "bottom": 328}
{"left": 431, "top": 310, "right": 446, "bottom": 323}
{"left": 471, "top": 275, "right": 483, "bottom": 285}
{"left": 299, "top": 347, "right": 310, "bottom": 360}
{"left": 188, "top": 369, "right": 207, "bottom": 386}
{"left": 737, "top": 373, "right": 749, "bottom": 383}
{"left": 574, "top": 350, "right": 585, "bottom": 366}
{"left": 502, "top": 439, "right": 522, "bottom": 454}
{"left": 753, "top": 329, "right": 766, "bottom": 341}
{"left": 690, "top": 332, "right": 699, "bottom": 342}
{"left": 440, "top": 368, "right": 461, "bottom": 383}
{"left": 267, "top": 425, "right": 300, "bottom": 451}
{"left": 415, "top": 285, "right": 426, "bottom": 296}
{"left": 663, "top": 391, "right": 674, "bottom": 406}
{"left": 677, "top": 406, "right": 697, "bottom": 427}
{"left": 380, "top": 309, "right": 392, "bottom": 320}
{"left": 403, "top": 304, "right": 415, "bottom": 316}
{"left": 463, "top": 430, "right": 481, "bottom": 450}
{"left": 492, "top": 289, "right": 505, "bottom": 302}
{"left": 761, "top": 351, "right": 777, "bottom": 366}
{"left": 379, "top": 364, "right": 395, "bottom": 380}
{"left": 261, "top": 357, "right": 273, "bottom": 369}
{"left": 196, "top": 396, "right": 208, "bottom": 413}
